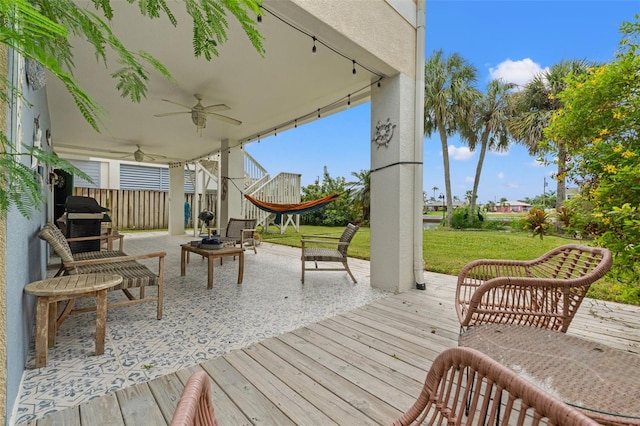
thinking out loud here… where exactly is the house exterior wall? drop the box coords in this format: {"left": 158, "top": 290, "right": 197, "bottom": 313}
{"left": 0, "top": 43, "right": 7, "bottom": 426}
{"left": 3, "top": 48, "right": 52, "bottom": 425}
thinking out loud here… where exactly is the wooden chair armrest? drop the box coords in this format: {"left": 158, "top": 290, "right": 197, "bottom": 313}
{"left": 66, "top": 233, "right": 125, "bottom": 251}
{"left": 64, "top": 252, "right": 166, "bottom": 268}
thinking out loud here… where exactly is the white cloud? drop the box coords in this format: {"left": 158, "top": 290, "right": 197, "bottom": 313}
{"left": 489, "top": 58, "right": 548, "bottom": 90}
{"left": 465, "top": 176, "right": 474, "bottom": 183}
{"left": 507, "top": 183, "right": 519, "bottom": 189}
{"left": 529, "top": 158, "right": 547, "bottom": 167}
{"left": 448, "top": 145, "right": 474, "bottom": 160}
{"left": 497, "top": 172, "right": 505, "bottom": 179}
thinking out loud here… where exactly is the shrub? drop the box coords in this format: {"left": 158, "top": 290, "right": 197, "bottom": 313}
{"left": 522, "top": 208, "right": 552, "bottom": 239}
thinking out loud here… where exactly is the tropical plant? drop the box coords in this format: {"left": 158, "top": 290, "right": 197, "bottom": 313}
{"left": 0, "top": 0, "right": 264, "bottom": 218}
{"left": 522, "top": 208, "right": 551, "bottom": 239}
{"left": 301, "top": 167, "right": 354, "bottom": 226}
{"left": 347, "top": 169, "right": 371, "bottom": 224}
{"left": 466, "top": 79, "right": 515, "bottom": 223}
{"left": 545, "top": 15, "right": 640, "bottom": 285}
{"left": 424, "top": 50, "right": 480, "bottom": 227}
{"left": 508, "top": 59, "right": 592, "bottom": 210}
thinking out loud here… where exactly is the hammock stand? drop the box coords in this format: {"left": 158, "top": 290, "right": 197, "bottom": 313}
{"left": 244, "top": 193, "right": 340, "bottom": 234}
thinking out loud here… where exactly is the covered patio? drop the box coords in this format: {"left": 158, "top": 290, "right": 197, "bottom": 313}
{"left": 16, "top": 232, "right": 640, "bottom": 424}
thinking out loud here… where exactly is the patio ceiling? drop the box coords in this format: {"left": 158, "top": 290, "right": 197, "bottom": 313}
{"left": 48, "top": 1, "right": 395, "bottom": 164}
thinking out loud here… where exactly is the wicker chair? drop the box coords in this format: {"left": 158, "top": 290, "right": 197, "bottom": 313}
{"left": 390, "top": 347, "right": 598, "bottom": 426}
{"left": 456, "top": 244, "right": 612, "bottom": 333}
{"left": 209, "top": 218, "right": 258, "bottom": 254}
{"left": 301, "top": 223, "right": 359, "bottom": 283}
{"left": 38, "top": 222, "right": 166, "bottom": 320}
{"left": 171, "top": 371, "right": 218, "bottom": 426}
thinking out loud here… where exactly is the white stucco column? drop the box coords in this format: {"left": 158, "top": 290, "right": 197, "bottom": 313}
{"left": 220, "top": 139, "right": 243, "bottom": 224}
{"left": 370, "top": 73, "right": 421, "bottom": 293}
{"left": 168, "top": 162, "right": 185, "bottom": 235}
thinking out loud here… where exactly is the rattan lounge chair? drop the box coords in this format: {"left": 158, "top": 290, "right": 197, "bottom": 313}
{"left": 39, "top": 222, "right": 166, "bottom": 320}
{"left": 390, "top": 346, "right": 598, "bottom": 425}
{"left": 456, "top": 244, "right": 612, "bottom": 333}
{"left": 301, "top": 223, "right": 359, "bottom": 283}
{"left": 171, "top": 371, "right": 218, "bottom": 426}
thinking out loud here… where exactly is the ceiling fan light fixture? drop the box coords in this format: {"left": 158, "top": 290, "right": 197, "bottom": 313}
{"left": 191, "top": 111, "right": 207, "bottom": 129}
{"left": 133, "top": 148, "right": 145, "bottom": 162}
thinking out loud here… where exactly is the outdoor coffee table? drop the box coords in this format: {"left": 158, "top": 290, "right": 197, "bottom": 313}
{"left": 459, "top": 324, "right": 640, "bottom": 425}
{"left": 24, "top": 273, "right": 123, "bottom": 368}
{"left": 180, "top": 244, "right": 244, "bottom": 289}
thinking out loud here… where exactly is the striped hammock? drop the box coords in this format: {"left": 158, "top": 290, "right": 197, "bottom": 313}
{"left": 244, "top": 193, "right": 340, "bottom": 224}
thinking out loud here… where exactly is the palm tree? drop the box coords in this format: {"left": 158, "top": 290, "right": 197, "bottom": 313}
{"left": 348, "top": 170, "right": 371, "bottom": 224}
{"left": 431, "top": 186, "right": 439, "bottom": 200}
{"left": 424, "top": 50, "right": 480, "bottom": 227}
{"left": 466, "top": 80, "right": 515, "bottom": 223}
{"left": 508, "top": 60, "right": 591, "bottom": 209}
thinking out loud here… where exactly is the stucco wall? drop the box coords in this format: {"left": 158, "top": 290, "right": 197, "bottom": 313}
{"left": 0, "top": 43, "right": 8, "bottom": 426}
{"left": 3, "top": 49, "right": 51, "bottom": 424}
{"left": 288, "top": 0, "right": 417, "bottom": 78}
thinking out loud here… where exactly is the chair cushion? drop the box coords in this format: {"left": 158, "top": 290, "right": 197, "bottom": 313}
{"left": 74, "top": 261, "right": 158, "bottom": 290}
{"left": 303, "top": 248, "right": 345, "bottom": 262}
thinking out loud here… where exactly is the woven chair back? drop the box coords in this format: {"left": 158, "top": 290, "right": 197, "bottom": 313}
{"left": 338, "top": 223, "right": 359, "bottom": 256}
{"left": 391, "top": 347, "right": 598, "bottom": 425}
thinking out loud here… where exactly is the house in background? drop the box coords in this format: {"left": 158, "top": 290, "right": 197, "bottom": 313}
{"left": 493, "top": 201, "right": 532, "bottom": 213}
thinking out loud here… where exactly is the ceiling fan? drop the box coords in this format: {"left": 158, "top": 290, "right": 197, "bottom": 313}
{"left": 54, "top": 143, "right": 169, "bottom": 162}
{"left": 154, "top": 93, "right": 242, "bottom": 130}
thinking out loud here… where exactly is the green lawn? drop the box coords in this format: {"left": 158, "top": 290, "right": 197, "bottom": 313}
{"left": 259, "top": 225, "right": 639, "bottom": 306}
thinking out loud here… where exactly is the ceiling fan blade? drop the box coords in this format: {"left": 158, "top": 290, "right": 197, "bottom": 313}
{"left": 207, "top": 112, "right": 242, "bottom": 126}
{"left": 202, "top": 103, "right": 230, "bottom": 112}
{"left": 154, "top": 111, "right": 190, "bottom": 117}
{"left": 160, "top": 99, "right": 193, "bottom": 109}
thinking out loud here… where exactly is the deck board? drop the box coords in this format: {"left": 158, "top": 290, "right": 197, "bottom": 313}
{"left": 24, "top": 277, "right": 640, "bottom": 425}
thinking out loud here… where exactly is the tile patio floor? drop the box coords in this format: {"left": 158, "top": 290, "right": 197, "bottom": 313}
{"left": 14, "top": 231, "right": 390, "bottom": 424}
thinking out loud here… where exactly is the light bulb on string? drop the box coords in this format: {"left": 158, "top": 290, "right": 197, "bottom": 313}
{"left": 347, "top": 94, "right": 351, "bottom": 108}
{"left": 274, "top": 128, "right": 277, "bottom": 136}
{"left": 312, "top": 37, "right": 317, "bottom": 54}
{"left": 317, "top": 109, "right": 321, "bottom": 118}
{"left": 352, "top": 60, "right": 356, "bottom": 76}
{"left": 294, "top": 119, "right": 298, "bottom": 128}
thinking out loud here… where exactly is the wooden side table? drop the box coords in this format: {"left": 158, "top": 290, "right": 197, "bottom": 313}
{"left": 24, "top": 274, "right": 122, "bottom": 368}
{"left": 180, "top": 244, "right": 244, "bottom": 289}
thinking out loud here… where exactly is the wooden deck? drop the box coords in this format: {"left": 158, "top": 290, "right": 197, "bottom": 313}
{"left": 23, "top": 270, "right": 640, "bottom": 425}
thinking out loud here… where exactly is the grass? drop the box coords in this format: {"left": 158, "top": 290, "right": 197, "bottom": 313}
{"left": 258, "top": 225, "right": 639, "bottom": 306}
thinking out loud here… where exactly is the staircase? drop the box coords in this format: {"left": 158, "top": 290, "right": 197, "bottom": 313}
{"left": 243, "top": 151, "right": 301, "bottom": 233}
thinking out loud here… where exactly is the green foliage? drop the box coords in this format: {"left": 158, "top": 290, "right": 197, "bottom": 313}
{"left": 300, "top": 167, "right": 354, "bottom": 226}
{"left": 451, "top": 206, "right": 483, "bottom": 229}
{"left": 0, "top": 0, "right": 264, "bottom": 219}
{"left": 522, "top": 208, "right": 551, "bottom": 239}
{"left": 546, "top": 15, "right": 640, "bottom": 285}
{"left": 347, "top": 169, "right": 370, "bottom": 225}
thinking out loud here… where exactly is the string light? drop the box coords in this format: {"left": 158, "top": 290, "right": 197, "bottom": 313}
{"left": 294, "top": 119, "right": 297, "bottom": 128}
{"left": 347, "top": 94, "right": 351, "bottom": 107}
{"left": 317, "top": 109, "right": 321, "bottom": 118}
{"left": 274, "top": 128, "right": 277, "bottom": 136}
{"left": 257, "top": 14, "right": 262, "bottom": 23}
{"left": 260, "top": 5, "right": 383, "bottom": 80}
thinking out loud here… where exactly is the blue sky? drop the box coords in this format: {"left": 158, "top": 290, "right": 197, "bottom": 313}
{"left": 246, "top": 1, "right": 638, "bottom": 204}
